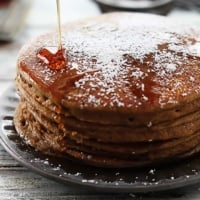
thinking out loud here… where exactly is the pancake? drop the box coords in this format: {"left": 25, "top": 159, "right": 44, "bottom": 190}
{"left": 14, "top": 12, "right": 200, "bottom": 167}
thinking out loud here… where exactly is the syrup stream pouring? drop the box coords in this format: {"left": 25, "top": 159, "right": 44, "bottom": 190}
{"left": 56, "top": 0, "right": 62, "bottom": 50}
{"left": 37, "top": 0, "right": 67, "bottom": 70}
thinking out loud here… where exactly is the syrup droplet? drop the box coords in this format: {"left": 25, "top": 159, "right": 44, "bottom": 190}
{"left": 37, "top": 47, "right": 67, "bottom": 70}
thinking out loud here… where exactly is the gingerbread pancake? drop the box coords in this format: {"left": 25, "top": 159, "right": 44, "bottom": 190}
{"left": 14, "top": 12, "right": 200, "bottom": 167}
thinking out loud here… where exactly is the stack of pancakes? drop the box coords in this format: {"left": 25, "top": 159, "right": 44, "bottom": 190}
{"left": 14, "top": 13, "right": 200, "bottom": 167}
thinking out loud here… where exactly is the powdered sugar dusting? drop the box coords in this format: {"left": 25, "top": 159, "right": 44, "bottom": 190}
{"left": 62, "top": 13, "right": 200, "bottom": 109}
{"left": 19, "top": 13, "right": 200, "bottom": 110}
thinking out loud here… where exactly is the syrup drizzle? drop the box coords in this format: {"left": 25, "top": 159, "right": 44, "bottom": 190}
{"left": 57, "top": 0, "right": 62, "bottom": 50}
{"left": 37, "top": 0, "right": 66, "bottom": 70}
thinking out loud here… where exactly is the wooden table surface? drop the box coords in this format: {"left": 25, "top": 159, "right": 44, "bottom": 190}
{"left": 1, "top": 0, "right": 200, "bottom": 199}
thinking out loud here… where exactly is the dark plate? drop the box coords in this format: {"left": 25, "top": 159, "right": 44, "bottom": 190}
{"left": 93, "top": 0, "right": 174, "bottom": 15}
{"left": 1, "top": 85, "right": 200, "bottom": 193}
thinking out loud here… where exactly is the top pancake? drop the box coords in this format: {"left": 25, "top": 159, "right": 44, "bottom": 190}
{"left": 17, "top": 12, "right": 200, "bottom": 114}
